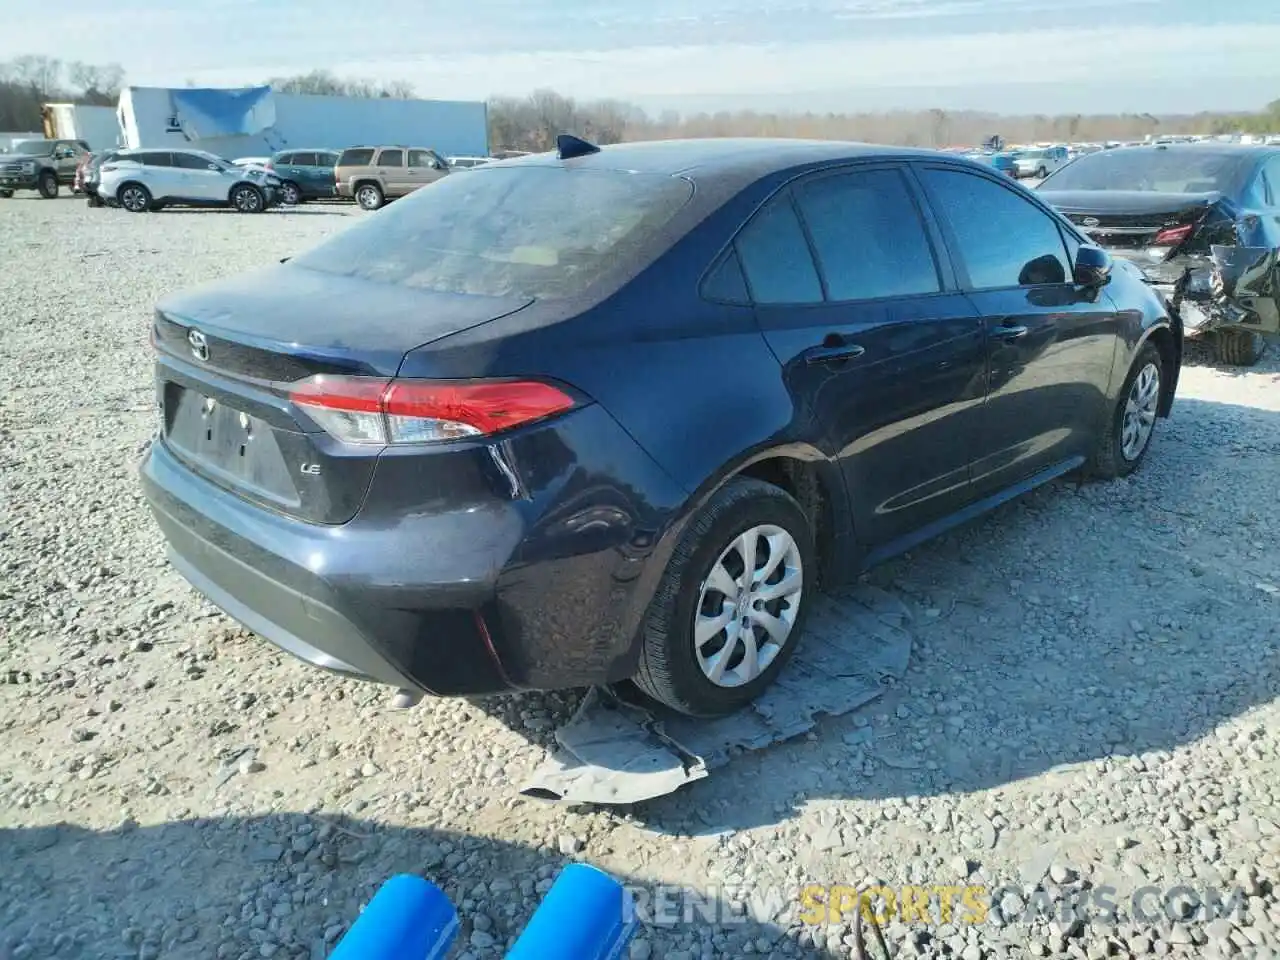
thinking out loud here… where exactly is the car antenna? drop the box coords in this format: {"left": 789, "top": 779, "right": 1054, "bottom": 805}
{"left": 557, "top": 134, "right": 600, "bottom": 160}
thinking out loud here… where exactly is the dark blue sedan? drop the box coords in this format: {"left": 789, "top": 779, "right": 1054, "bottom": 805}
{"left": 140, "top": 136, "right": 1181, "bottom": 717}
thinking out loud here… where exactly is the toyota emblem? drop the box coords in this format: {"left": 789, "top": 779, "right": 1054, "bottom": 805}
{"left": 188, "top": 329, "right": 209, "bottom": 362}
{"left": 1081, "top": 216, "right": 1100, "bottom": 228}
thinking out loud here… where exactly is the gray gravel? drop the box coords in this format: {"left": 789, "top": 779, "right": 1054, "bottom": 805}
{"left": 3, "top": 193, "right": 1280, "bottom": 960}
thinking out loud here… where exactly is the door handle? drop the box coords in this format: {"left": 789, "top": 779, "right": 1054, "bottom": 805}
{"left": 989, "top": 323, "right": 1028, "bottom": 341}
{"left": 804, "top": 343, "right": 866, "bottom": 365}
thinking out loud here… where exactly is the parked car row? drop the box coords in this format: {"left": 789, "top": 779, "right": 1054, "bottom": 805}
{"left": 0, "top": 141, "right": 489, "bottom": 213}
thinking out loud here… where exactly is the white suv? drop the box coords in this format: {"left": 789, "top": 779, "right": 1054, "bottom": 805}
{"left": 99, "top": 149, "right": 282, "bottom": 213}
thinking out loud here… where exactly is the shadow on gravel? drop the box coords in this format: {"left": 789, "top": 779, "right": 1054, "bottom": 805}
{"left": 460, "top": 397, "right": 1280, "bottom": 837}
{"left": 0, "top": 815, "right": 811, "bottom": 960}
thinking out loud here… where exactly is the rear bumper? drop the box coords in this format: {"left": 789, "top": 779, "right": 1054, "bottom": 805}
{"left": 139, "top": 403, "right": 689, "bottom": 697}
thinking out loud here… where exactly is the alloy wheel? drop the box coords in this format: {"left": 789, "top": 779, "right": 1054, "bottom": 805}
{"left": 121, "top": 187, "right": 147, "bottom": 212}
{"left": 1121, "top": 361, "right": 1160, "bottom": 461}
{"left": 281, "top": 182, "right": 300, "bottom": 205}
{"left": 694, "top": 524, "right": 803, "bottom": 688}
{"left": 233, "top": 187, "right": 262, "bottom": 212}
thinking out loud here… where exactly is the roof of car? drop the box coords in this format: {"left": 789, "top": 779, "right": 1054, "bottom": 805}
{"left": 494, "top": 138, "right": 952, "bottom": 181}
{"left": 1110, "top": 143, "right": 1280, "bottom": 157}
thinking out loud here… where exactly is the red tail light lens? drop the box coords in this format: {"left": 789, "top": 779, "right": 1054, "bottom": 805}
{"left": 1152, "top": 224, "right": 1194, "bottom": 247}
{"left": 289, "top": 376, "right": 578, "bottom": 445}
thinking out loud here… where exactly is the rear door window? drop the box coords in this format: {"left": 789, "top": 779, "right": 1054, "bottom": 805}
{"left": 734, "top": 196, "right": 823, "bottom": 304}
{"left": 792, "top": 168, "right": 941, "bottom": 301}
{"left": 139, "top": 152, "right": 173, "bottom": 167}
{"left": 377, "top": 150, "right": 404, "bottom": 168}
{"left": 172, "top": 152, "right": 212, "bottom": 170}
{"left": 920, "top": 167, "right": 1071, "bottom": 289}
{"left": 292, "top": 152, "right": 317, "bottom": 167}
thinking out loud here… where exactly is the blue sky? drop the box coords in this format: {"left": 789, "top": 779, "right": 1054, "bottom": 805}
{"left": 5, "top": 0, "right": 1280, "bottom": 115}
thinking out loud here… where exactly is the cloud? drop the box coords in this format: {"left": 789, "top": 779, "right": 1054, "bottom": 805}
{"left": 1, "top": 0, "right": 1276, "bottom": 114}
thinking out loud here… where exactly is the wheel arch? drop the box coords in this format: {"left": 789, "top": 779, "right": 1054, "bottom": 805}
{"left": 1136, "top": 322, "right": 1181, "bottom": 417}
{"left": 677, "top": 444, "right": 852, "bottom": 589}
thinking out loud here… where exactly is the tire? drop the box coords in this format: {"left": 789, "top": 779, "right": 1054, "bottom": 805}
{"left": 118, "top": 182, "right": 152, "bottom": 213}
{"left": 37, "top": 171, "right": 58, "bottom": 198}
{"left": 633, "top": 477, "right": 816, "bottom": 717}
{"left": 1087, "top": 341, "right": 1163, "bottom": 480}
{"left": 279, "top": 181, "right": 301, "bottom": 205}
{"left": 230, "top": 184, "right": 265, "bottom": 213}
{"left": 1036, "top": 166, "right": 1047, "bottom": 179}
{"left": 1214, "top": 328, "right": 1266, "bottom": 367}
{"left": 0, "top": 189, "right": 12, "bottom": 198}
{"left": 355, "top": 182, "right": 384, "bottom": 211}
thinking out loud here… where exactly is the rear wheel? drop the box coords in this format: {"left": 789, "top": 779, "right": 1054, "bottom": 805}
{"left": 1087, "top": 341, "right": 1163, "bottom": 480}
{"left": 0, "top": 189, "right": 12, "bottom": 198}
{"left": 230, "top": 184, "right": 265, "bottom": 213}
{"left": 118, "top": 183, "right": 152, "bottom": 213}
{"left": 1214, "top": 328, "right": 1266, "bottom": 367}
{"left": 355, "top": 182, "right": 384, "bottom": 210}
{"left": 633, "top": 478, "right": 815, "bottom": 717}
{"left": 1036, "top": 165, "right": 1048, "bottom": 179}
{"left": 37, "top": 171, "right": 58, "bottom": 198}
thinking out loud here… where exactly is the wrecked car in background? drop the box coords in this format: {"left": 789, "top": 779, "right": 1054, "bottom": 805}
{"left": 1038, "top": 143, "right": 1280, "bottom": 365}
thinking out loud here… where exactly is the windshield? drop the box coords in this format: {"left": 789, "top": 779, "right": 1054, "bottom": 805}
{"left": 292, "top": 165, "right": 695, "bottom": 300}
{"left": 1040, "top": 148, "right": 1243, "bottom": 193}
{"left": 11, "top": 140, "right": 54, "bottom": 156}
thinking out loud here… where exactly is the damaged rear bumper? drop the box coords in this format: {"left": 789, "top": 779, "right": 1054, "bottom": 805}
{"left": 1125, "top": 246, "right": 1280, "bottom": 336}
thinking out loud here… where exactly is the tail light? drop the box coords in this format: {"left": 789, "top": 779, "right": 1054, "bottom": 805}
{"left": 289, "top": 375, "right": 578, "bottom": 445}
{"left": 1152, "top": 224, "right": 1194, "bottom": 247}
{"left": 263, "top": 160, "right": 274, "bottom": 170}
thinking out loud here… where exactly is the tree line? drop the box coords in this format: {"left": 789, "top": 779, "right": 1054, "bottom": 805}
{"left": 0, "top": 56, "right": 124, "bottom": 132}
{"left": 4, "top": 55, "right": 1279, "bottom": 152}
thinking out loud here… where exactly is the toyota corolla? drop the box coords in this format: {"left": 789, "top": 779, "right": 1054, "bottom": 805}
{"left": 140, "top": 136, "right": 1181, "bottom": 718}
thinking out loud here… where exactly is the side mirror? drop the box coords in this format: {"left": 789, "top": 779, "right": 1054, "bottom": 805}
{"left": 1073, "top": 244, "right": 1112, "bottom": 287}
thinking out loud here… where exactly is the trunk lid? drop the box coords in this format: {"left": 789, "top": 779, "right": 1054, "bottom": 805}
{"left": 1039, "top": 189, "right": 1223, "bottom": 250}
{"left": 152, "top": 264, "right": 532, "bottom": 524}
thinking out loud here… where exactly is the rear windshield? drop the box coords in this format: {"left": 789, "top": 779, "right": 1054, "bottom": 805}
{"left": 1040, "top": 148, "right": 1244, "bottom": 193}
{"left": 292, "top": 166, "right": 695, "bottom": 299}
{"left": 337, "top": 148, "right": 375, "bottom": 166}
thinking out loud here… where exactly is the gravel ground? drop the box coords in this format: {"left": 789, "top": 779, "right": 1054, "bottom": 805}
{"left": 3, "top": 193, "right": 1280, "bottom": 960}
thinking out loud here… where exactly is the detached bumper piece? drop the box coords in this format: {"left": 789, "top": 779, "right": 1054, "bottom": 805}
{"left": 522, "top": 584, "right": 914, "bottom": 805}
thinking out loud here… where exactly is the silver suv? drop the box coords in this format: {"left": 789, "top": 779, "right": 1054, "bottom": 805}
{"left": 99, "top": 149, "right": 283, "bottom": 213}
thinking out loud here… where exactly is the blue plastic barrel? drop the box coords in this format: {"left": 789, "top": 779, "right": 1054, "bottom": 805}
{"left": 328, "top": 873, "right": 459, "bottom": 960}
{"left": 506, "top": 863, "right": 638, "bottom": 960}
